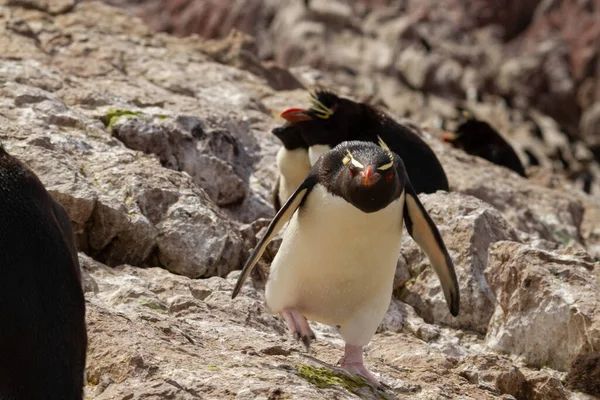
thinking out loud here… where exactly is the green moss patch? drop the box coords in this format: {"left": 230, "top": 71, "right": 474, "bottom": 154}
{"left": 102, "top": 109, "right": 144, "bottom": 131}
{"left": 296, "top": 364, "right": 378, "bottom": 393}
{"left": 295, "top": 363, "right": 395, "bottom": 399}
{"left": 138, "top": 299, "right": 168, "bottom": 314}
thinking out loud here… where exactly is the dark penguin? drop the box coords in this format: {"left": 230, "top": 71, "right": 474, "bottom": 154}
{"left": 271, "top": 122, "right": 311, "bottom": 211}
{"left": 443, "top": 108, "right": 527, "bottom": 177}
{"left": 232, "top": 139, "right": 459, "bottom": 387}
{"left": 0, "top": 145, "right": 87, "bottom": 400}
{"left": 275, "top": 90, "right": 450, "bottom": 197}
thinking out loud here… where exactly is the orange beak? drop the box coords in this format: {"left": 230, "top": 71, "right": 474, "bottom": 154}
{"left": 359, "top": 165, "right": 380, "bottom": 186}
{"left": 280, "top": 108, "right": 313, "bottom": 123}
{"left": 442, "top": 132, "right": 458, "bottom": 142}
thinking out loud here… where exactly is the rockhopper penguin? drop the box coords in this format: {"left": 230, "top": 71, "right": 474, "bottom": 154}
{"left": 0, "top": 145, "right": 87, "bottom": 400}
{"left": 270, "top": 90, "right": 450, "bottom": 211}
{"left": 232, "top": 138, "right": 460, "bottom": 386}
{"left": 443, "top": 108, "right": 527, "bottom": 177}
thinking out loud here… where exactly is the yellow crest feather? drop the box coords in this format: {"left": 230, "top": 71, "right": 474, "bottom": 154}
{"left": 377, "top": 136, "right": 394, "bottom": 170}
{"left": 309, "top": 92, "right": 334, "bottom": 119}
{"left": 344, "top": 149, "right": 364, "bottom": 169}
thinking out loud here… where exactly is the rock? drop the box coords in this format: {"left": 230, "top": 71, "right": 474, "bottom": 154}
{"left": 566, "top": 351, "right": 600, "bottom": 397}
{"left": 494, "top": 46, "right": 578, "bottom": 132}
{"left": 580, "top": 102, "right": 600, "bottom": 150}
{"left": 397, "top": 46, "right": 465, "bottom": 98}
{"left": 440, "top": 145, "right": 586, "bottom": 247}
{"left": 397, "top": 192, "right": 520, "bottom": 333}
{"left": 522, "top": 0, "right": 600, "bottom": 123}
{"left": 3, "top": 120, "right": 244, "bottom": 280}
{"left": 200, "top": 30, "right": 305, "bottom": 91}
{"left": 378, "top": 298, "right": 414, "bottom": 335}
{"left": 80, "top": 143, "right": 245, "bottom": 278}
{"left": 580, "top": 198, "right": 600, "bottom": 261}
{"left": 111, "top": 114, "right": 247, "bottom": 207}
{"left": 6, "top": 0, "right": 75, "bottom": 15}
{"left": 101, "top": 0, "right": 599, "bottom": 131}
{"left": 121, "top": 0, "right": 270, "bottom": 41}
{"left": 153, "top": 192, "right": 243, "bottom": 278}
{"left": 77, "top": 253, "right": 100, "bottom": 294}
{"left": 524, "top": 369, "right": 569, "bottom": 400}
{"left": 455, "top": 354, "right": 527, "bottom": 398}
{"left": 485, "top": 241, "right": 600, "bottom": 371}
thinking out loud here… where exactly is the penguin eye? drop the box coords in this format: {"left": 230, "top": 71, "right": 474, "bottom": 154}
{"left": 385, "top": 171, "right": 393, "bottom": 181}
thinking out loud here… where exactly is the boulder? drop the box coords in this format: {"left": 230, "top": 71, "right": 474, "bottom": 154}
{"left": 524, "top": 370, "right": 569, "bottom": 400}
{"left": 439, "top": 145, "right": 586, "bottom": 248}
{"left": 566, "top": 351, "right": 600, "bottom": 398}
{"left": 454, "top": 354, "right": 527, "bottom": 399}
{"left": 485, "top": 241, "right": 600, "bottom": 371}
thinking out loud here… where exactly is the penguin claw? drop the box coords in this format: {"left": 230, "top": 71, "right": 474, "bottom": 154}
{"left": 301, "top": 335, "right": 312, "bottom": 351}
{"left": 279, "top": 309, "right": 315, "bottom": 351}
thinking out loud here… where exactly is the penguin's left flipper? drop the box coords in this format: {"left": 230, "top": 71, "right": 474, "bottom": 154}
{"left": 272, "top": 175, "right": 282, "bottom": 212}
{"left": 403, "top": 177, "right": 460, "bottom": 316}
{"left": 232, "top": 175, "right": 317, "bottom": 299}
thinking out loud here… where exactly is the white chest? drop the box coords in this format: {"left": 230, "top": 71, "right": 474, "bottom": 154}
{"left": 308, "top": 144, "right": 331, "bottom": 165}
{"left": 265, "top": 185, "right": 405, "bottom": 326}
{"left": 276, "top": 147, "right": 311, "bottom": 204}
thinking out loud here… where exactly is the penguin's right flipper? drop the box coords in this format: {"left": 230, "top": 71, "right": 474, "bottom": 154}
{"left": 402, "top": 177, "right": 460, "bottom": 316}
{"left": 232, "top": 175, "right": 317, "bottom": 299}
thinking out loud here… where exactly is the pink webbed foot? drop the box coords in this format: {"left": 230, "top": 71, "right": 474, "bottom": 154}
{"left": 339, "top": 344, "right": 381, "bottom": 387}
{"left": 279, "top": 309, "right": 316, "bottom": 350}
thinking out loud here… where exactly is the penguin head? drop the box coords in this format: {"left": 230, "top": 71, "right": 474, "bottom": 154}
{"left": 442, "top": 110, "right": 496, "bottom": 151}
{"left": 277, "top": 89, "right": 368, "bottom": 147}
{"left": 319, "top": 138, "right": 404, "bottom": 213}
{"left": 271, "top": 123, "right": 309, "bottom": 150}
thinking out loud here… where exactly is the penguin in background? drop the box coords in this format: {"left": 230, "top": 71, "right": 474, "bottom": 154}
{"left": 271, "top": 89, "right": 449, "bottom": 209}
{"left": 442, "top": 107, "right": 527, "bottom": 177}
{"left": 232, "top": 138, "right": 459, "bottom": 387}
{"left": 0, "top": 144, "right": 87, "bottom": 399}
{"left": 271, "top": 122, "right": 311, "bottom": 211}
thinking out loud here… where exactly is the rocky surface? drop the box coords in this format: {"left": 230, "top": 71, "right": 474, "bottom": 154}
{"left": 1, "top": 1, "right": 600, "bottom": 399}
{"left": 106, "top": 0, "right": 600, "bottom": 129}
{"left": 485, "top": 242, "right": 599, "bottom": 371}
{"left": 103, "top": 0, "right": 600, "bottom": 198}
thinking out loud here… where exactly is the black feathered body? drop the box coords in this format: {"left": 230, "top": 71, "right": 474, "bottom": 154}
{"left": 454, "top": 119, "right": 527, "bottom": 177}
{"left": 0, "top": 146, "right": 87, "bottom": 400}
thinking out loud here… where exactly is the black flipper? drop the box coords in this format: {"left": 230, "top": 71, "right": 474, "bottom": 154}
{"left": 232, "top": 175, "right": 317, "bottom": 299}
{"left": 402, "top": 176, "right": 460, "bottom": 316}
{"left": 272, "top": 176, "right": 282, "bottom": 212}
